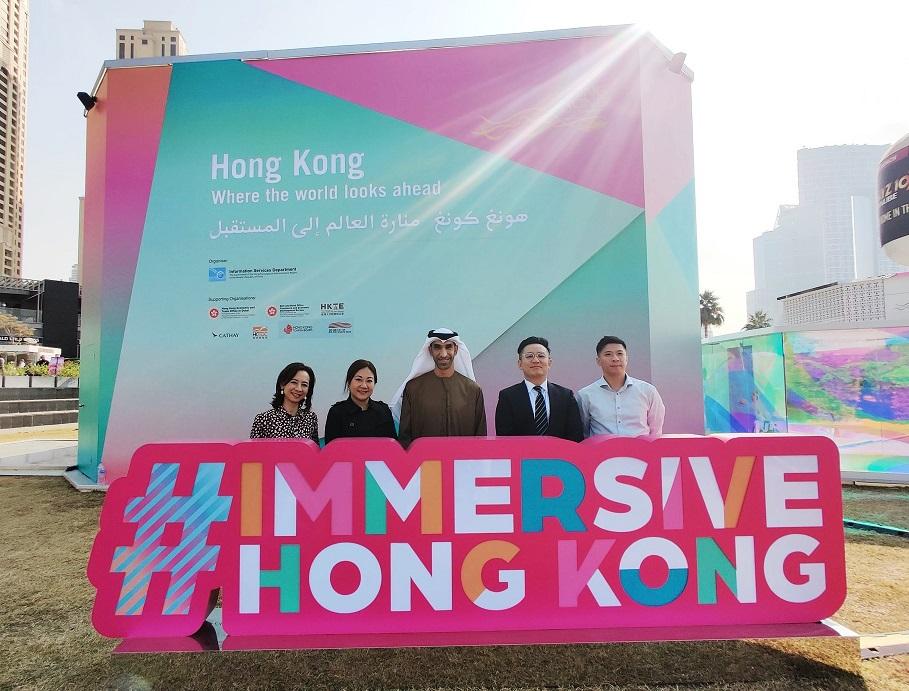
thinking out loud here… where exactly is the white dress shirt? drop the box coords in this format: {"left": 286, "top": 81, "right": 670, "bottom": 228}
{"left": 523, "top": 379, "right": 549, "bottom": 419}
{"left": 576, "top": 374, "right": 665, "bottom": 437}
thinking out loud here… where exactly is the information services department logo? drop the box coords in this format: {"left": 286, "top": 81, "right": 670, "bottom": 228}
{"left": 328, "top": 321, "right": 353, "bottom": 334}
{"left": 208, "top": 267, "right": 227, "bottom": 282}
{"left": 252, "top": 325, "right": 269, "bottom": 339}
{"left": 209, "top": 308, "right": 220, "bottom": 319}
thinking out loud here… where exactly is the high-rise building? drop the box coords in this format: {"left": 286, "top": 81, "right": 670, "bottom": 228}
{"left": 115, "top": 20, "right": 187, "bottom": 60}
{"left": 0, "top": 0, "right": 27, "bottom": 278}
{"left": 747, "top": 204, "right": 826, "bottom": 323}
{"left": 796, "top": 145, "right": 902, "bottom": 281}
{"left": 747, "top": 144, "right": 905, "bottom": 323}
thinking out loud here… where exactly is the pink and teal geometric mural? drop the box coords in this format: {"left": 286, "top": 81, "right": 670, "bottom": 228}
{"left": 80, "top": 28, "right": 702, "bottom": 480}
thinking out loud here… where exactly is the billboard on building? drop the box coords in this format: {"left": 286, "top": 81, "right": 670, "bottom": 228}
{"left": 880, "top": 134, "right": 909, "bottom": 263}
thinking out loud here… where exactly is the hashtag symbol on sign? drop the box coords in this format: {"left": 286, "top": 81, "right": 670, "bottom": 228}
{"left": 110, "top": 462, "right": 232, "bottom": 616}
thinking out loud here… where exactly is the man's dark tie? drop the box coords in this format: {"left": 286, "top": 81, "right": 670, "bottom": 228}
{"left": 533, "top": 385, "right": 548, "bottom": 435}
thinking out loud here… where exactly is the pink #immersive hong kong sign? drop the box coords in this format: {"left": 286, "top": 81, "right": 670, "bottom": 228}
{"left": 88, "top": 435, "right": 846, "bottom": 647}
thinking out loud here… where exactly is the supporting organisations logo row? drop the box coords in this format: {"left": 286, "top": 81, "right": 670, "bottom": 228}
{"left": 207, "top": 321, "right": 353, "bottom": 342}
{"left": 208, "top": 298, "right": 351, "bottom": 339}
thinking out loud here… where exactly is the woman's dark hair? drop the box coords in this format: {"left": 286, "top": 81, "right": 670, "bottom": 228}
{"left": 344, "top": 359, "right": 378, "bottom": 392}
{"left": 272, "top": 362, "right": 315, "bottom": 411}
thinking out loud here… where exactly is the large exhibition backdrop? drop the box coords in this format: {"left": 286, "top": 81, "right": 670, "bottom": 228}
{"left": 80, "top": 28, "right": 702, "bottom": 480}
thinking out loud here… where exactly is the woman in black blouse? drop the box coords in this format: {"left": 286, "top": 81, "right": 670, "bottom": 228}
{"left": 324, "top": 359, "right": 397, "bottom": 443}
{"left": 250, "top": 362, "right": 319, "bottom": 441}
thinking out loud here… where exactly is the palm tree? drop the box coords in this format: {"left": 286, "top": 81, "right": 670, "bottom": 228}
{"left": 699, "top": 290, "right": 724, "bottom": 338}
{"left": 743, "top": 310, "right": 772, "bottom": 330}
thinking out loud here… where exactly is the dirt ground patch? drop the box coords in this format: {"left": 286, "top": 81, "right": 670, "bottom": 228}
{"left": 1, "top": 477, "right": 907, "bottom": 690}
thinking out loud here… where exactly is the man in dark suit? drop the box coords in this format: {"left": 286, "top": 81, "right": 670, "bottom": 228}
{"left": 495, "top": 336, "right": 583, "bottom": 442}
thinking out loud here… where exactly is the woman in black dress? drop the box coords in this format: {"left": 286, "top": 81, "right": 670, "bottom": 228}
{"left": 324, "top": 359, "right": 397, "bottom": 443}
{"left": 250, "top": 362, "right": 319, "bottom": 441}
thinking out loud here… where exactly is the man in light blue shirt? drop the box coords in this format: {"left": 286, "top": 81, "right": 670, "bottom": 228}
{"left": 576, "top": 335, "right": 665, "bottom": 437}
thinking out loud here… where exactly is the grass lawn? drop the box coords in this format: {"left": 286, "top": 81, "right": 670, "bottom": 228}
{"left": 1, "top": 478, "right": 907, "bottom": 690}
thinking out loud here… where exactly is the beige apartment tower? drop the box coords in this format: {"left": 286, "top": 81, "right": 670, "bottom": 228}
{"left": 0, "top": 0, "right": 26, "bottom": 277}
{"left": 115, "top": 20, "right": 187, "bottom": 60}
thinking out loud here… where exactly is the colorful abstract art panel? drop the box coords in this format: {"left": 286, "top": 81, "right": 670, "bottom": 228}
{"left": 703, "top": 328, "right": 909, "bottom": 478}
{"left": 784, "top": 328, "right": 909, "bottom": 476}
{"left": 702, "top": 333, "right": 787, "bottom": 435}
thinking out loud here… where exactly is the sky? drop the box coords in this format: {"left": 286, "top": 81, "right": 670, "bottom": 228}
{"left": 23, "top": 0, "right": 909, "bottom": 334}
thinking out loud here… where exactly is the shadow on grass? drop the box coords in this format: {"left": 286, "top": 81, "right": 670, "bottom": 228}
{"left": 844, "top": 527, "right": 909, "bottom": 549}
{"left": 29, "top": 636, "right": 862, "bottom": 691}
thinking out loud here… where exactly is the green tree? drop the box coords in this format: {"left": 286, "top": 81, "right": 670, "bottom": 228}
{"left": 743, "top": 310, "right": 772, "bottom": 330}
{"left": 699, "top": 290, "right": 724, "bottom": 338}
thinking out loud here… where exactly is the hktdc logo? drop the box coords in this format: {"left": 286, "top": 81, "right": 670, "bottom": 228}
{"left": 321, "top": 302, "right": 345, "bottom": 316}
